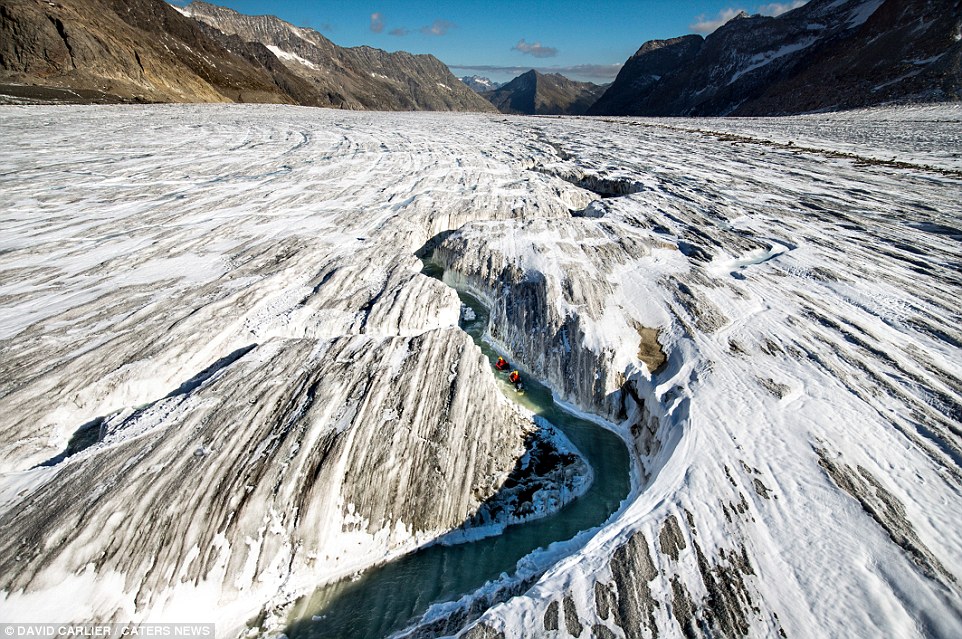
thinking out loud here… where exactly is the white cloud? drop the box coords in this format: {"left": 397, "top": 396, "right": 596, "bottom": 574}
{"left": 385, "top": 18, "right": 455, "bottom": 37}
{"left": 758, "top": 1, "right": 809, "bottom": 16}
{"left": 690, "top": 1, "right": 808, "bottom": 33}
{"left": 370, "top": 12, "right": 384, "bottom": 33}
{"left": 512, "top": 39, "right": 559, "bottom": 58}
{"left": 420, "top": 19, "right": 456, "bottom": 36}
{"left": 690, "top": 8, "right": 746, "bottom": 34}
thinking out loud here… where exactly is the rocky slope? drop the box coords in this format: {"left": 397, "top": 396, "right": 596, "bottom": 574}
{"left": 0, "top": 0, "right": 495, "bottom": 111}
{"left": 0, "top": 0, "right": 291, "bottom": 103}
{"left": 181, "top": 1, "right": 496, "bottom": 112}
{"left": 483, "top": 70, "right": 606, "bottom": 116}
{"left": 590, "top": 0, "right": 962, "bottom": 116}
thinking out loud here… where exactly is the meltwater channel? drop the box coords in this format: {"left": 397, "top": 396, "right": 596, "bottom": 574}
{"left": 283, "top": 262, "right": 631, "bottom": 639}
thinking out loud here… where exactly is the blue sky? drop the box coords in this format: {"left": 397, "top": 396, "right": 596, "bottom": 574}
{"left": 174, "top": 1, "right": 808, "bottom": 83}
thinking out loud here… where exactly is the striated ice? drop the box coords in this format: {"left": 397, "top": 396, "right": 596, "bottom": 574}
{"left": 2, "top": 103, "right": 961, "bottom": 639}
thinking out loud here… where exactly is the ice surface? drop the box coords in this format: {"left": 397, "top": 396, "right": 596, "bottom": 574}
{"left": 1, "top": 103, "right": 961, "bottom": 638}
{"left": 659, "top": 103, "right": 962, "bottom": 172}
{"left": 428, "top": 108, "right": 962, "bottom": 637}
{"left": 0, "top": 105, "right": 589, "bottom": 635}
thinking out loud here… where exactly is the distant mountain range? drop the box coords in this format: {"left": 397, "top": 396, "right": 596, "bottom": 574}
{"left": 590, "top": 0, "right": 962, "bottom": 116}
{"left": 482, "top": 70, "right": 607, "bottom": 115}
{"left": 460, "top": 76, "right": 503, "bottom": 93}
{"left": 0, "top": 0, "right": 494, "bottom": 111}
{"left": 0, "top": 0, "right": 957, "bottom": 115}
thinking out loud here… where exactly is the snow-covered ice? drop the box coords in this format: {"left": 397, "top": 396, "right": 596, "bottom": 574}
{"left": 0, "top": 104, "right": 590, "bottom": 635}
{"left": 447, "top": 108, "right": 962, "bottom": 638}
{"left": 1, "top": 103, "right": 960, "bottom": 639}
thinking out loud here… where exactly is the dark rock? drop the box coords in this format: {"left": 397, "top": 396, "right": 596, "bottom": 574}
{"left": 597, "top": 515, "right": 771, "bottom": 639}
{"left": 669, "top": 575, "right": 698, "bottom": 639}
{"left": 690, "top": 539, "right": 754, "bottom": 637}
{"left": 659, "top": 514, "right": 687, "bottom": 561}
{"left": 195, "top": 24, "right": 328, "bottom": 107}
{"left": 0, "top": 0, "right": 496, "bottom": 111}
{"left": 609, "top": 531, "right": 659, "bottom": 639}
{"left": 591, "top": 624, "right": 618, "bottom": 639}
{"left": 742, "top": 0, "right": 962, "bottom": 114}
{"left": 564, "top": 594, "right": 585, "bottom": 637}
{"left": 594, "top": 581, "right": 617, "bottom": 621}
{"left": 752, "top": 477, "right": 772, "bottom": 499}
{"left": 461, "top": 624, "right": 505, "bottom": 639}
{"left": 588, "top": 35, "right": 703, "bottom": 116}
{"left": 816, "top": 448, "right": 955, "bottom": 584}
{"left": 544, "top": 600, "right": 560, "bottom": 632}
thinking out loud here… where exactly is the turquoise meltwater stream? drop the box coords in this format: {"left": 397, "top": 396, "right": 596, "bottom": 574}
{"left": 283, "top": 263, "right": 631, "bottom": 639}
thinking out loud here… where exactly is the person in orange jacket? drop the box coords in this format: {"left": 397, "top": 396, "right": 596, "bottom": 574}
{"left": 495, "top": 356, "right": 509, "bottom": 371}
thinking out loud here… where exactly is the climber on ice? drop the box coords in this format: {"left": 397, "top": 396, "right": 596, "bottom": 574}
{"left": 495, "top": 356, "right": 509, "bottom": 371}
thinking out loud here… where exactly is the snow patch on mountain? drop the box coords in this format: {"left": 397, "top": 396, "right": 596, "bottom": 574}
{"left": 460, "top": 76, "right": 504, "bottom": 93}
{"left": 265, "top": 45, "right": 317, "bottom": 70}
{"left": 729, "top": 36, "right": 819, "bottom": 83}
{"left": 846, "top": 0, "right": 885, "bottom": 27}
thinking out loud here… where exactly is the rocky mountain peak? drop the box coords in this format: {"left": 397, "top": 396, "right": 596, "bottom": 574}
{"left": 633, "top": 35, "right": 704, "bottom": 58}
{"left": 182, "top": 1, "right": 336, "bottom": 56}
{"left": 182, "top": 0, "right": 495, "bottom": 112}
{"left": 589, "top": 0, "right": 962, "bottom": 116}
{"left": 482, "top": 69, "right": 607, "bottom": 115}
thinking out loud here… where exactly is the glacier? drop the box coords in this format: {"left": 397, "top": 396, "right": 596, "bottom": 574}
{"left": 1, "top": 102, "right": 960, "bottom": 639}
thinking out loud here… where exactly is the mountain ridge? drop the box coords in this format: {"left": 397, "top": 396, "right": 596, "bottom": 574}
{"left": 180, "top": 1, "right": 496, "bottom": 112}
{"left": 590, "top": 0, "right": 962, "bottom": 116}
{"left": 0, "top": 0, "right": 496, "bottom": 111}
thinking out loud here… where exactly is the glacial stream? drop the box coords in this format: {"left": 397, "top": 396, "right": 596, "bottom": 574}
{"left": 282, "top": 263, "right": 631, "bottom": 639}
